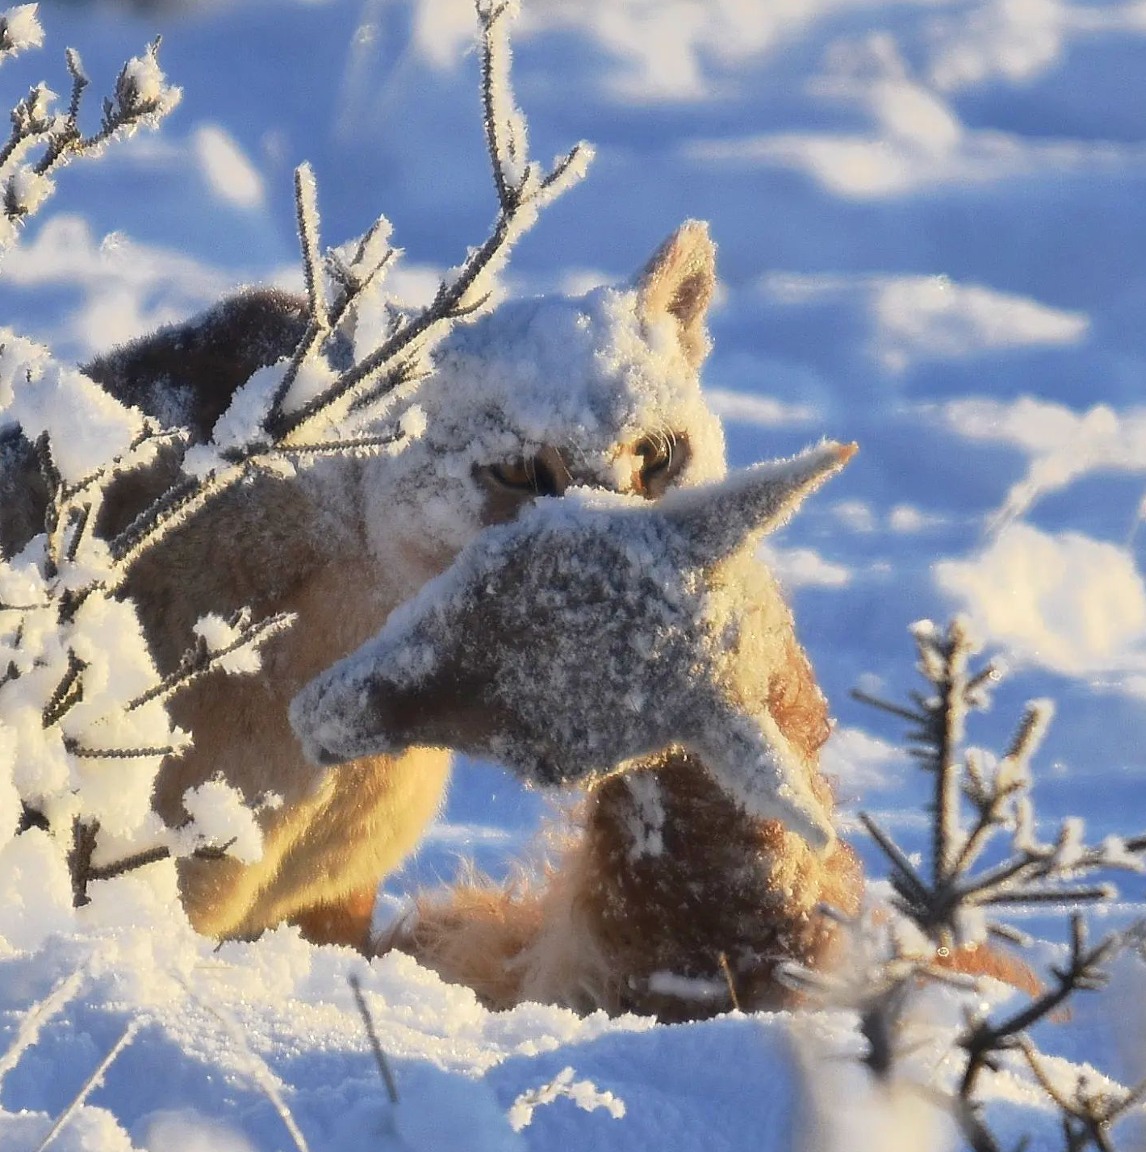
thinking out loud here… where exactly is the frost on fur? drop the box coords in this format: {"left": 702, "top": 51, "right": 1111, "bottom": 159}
{"left": 292, "top": 441, "right": 856, "bottom": 851}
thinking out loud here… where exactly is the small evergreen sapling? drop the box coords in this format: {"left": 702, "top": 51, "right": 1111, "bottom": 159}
{"left": 854, "top": 618, "right": 1143, "bottom": 952}
{"left": 789, "top": 618, "right": 1146, "bottom": 1152}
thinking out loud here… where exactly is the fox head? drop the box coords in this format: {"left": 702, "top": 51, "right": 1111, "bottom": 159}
{"left": 357, "top": 221, "right": 727, "bottom": 596}
{"left": 292, "top": 441, "right": 857, "bottom": 851}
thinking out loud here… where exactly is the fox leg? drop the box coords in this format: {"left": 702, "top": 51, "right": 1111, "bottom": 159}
{"left": 179, "top": 748, "right": 452, "bottom": 948}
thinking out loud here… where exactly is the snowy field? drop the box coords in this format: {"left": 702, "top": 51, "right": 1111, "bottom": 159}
{"left": 1, "top": 0, "right": 1145, "bottom": 1147}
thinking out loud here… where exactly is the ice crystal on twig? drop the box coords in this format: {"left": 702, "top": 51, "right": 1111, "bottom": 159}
{"left": 108, "top": 0, "right": 592, "bottom": 585}
{"left": 854, "top": 618, "right": 1144, "bottom": 951}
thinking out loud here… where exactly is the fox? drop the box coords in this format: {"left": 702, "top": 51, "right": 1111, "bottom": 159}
{"left": 292, "top": 444, "right": 1042, "bottom": 1019}
{"left": 0, "top": 220, "right": 730, "bottom": 949}
{"left": 293, "top": 444, "right": 867, "bottom": 1018}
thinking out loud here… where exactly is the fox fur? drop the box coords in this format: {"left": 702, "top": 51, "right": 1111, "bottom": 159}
{"left": 381, "top": 560, "right": 865, "bottom": 1020}
{"left": 292, "top": 446, "right": 867, "bottom": 1018}
{"left": 0, "top": 218, "right": 1028, "bottom": 1020}
{"left": 0, "top": 221, "right": 733, "bottom": 948}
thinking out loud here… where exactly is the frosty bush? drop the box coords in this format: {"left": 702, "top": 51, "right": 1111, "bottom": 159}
{"left": 786, "top": 619, "right": 1146, "bottom": 1152}
{"left": 0, "top": 0, "right": 590, "bottom": 918}
{"left": 0, "top": 9, "right": 244, "bottom": 908}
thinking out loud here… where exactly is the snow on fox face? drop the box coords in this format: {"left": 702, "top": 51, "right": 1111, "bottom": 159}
{"left": 357, "top": 222, "right": 726, "bottom": 595}
{"left": 292, "top": 442, "right": 857, "bottom": 852}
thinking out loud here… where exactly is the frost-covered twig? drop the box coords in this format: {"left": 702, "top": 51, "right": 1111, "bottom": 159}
{"left": 4, "top": 409, "right": 294, "bottom": 901}
{"left": 939, "top": 917, "right": 1139, "bottom": 1152}
{"left": 1019, "top": 1036, "right": 1146, "bottom": 1152}
{"left": 106, "top": 0, "right": 591, "bottom": 586}
{"left": 186, "top": 989, "right": 311, "bottom": 1152}
{"left": 66, "top": 817, "right": 99, "bottom": 907}
{"left": 854, "top": 618, "right": 1145, "bottom": 950}
{"left": 958, "top": 916, "right": 1121, "bottom": 1101}
{"left": 261, "top": 163, "right": 341, "bottom": 421}
{"left": 65, "top": 815, "right": 237, "bottom": 907}
{"left": 822, "top": 906, "right": 1144, "bottom": 1152}
{"left": 0, "top": 967, "right": 85, "bottom": 1087}
{"left": 349, "top": 974, "right": 399, "bottom": 1106}
{"left": 0, "top": 24, "right": 179, "bottom": 243}
{"left": 4, "top": 0, "right": 588, "bottom": 925}
{"left": 777, "top": 906, "right": 975, "bottom": 1079}
{"left": 34, "top": 1019, "right": 141, "bottom": 1152}
{"left": 259, "top": 0, "right": 591, "bottom": 446}
{"left": 0, "top": 6, "right": 43, "bottom": 62}
{"left": 508, "top": 1067, "right": 626, "bottom": 1133}
{"left": 123, "top": 607, "right": 295, "bottom": 713}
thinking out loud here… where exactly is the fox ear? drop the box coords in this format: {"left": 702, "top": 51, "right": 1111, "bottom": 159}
{"left": 635, "top": 220, "right": 717, "bottom": 370}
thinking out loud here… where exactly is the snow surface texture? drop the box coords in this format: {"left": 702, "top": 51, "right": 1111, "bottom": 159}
{"left": 0, "top": 857, "right": 1090, "bottom": 1152}
{"left": 293, "top": 443, "right": 856, "bottom": 851}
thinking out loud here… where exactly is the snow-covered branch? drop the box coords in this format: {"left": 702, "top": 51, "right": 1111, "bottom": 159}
{"left": 853, "top": 618, "right": 1144, "bottom": 950}
{"left": 0, "top": 22, "right": 279, "bottom": 907}
{"left": 261, "top": 0, "right": 592, "bottom": 445}
{"left": 0, "top": 25, "right": 179, "bottom": 247}
{"left": 102, "top": 0, "right": 592, "bottom": 594}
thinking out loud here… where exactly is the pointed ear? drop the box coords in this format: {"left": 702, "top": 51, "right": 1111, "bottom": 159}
{"left": 664, "top": 441, "right": 857, "bottom": 565}
{"left": 635, "top": 220, "right": 717, "bottom": 370}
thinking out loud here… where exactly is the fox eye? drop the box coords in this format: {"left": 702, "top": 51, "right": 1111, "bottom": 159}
{"left": 635, "top": 437, "right": 672, "bottom": 479}
{"left": 631, "top": 432, "right": 690, "bottom": 497}
{"left": 489, "top": 457, "right": 559, "bottom": 497}
{"left": 635, "top": 434, "right": 683, "bottom": 489}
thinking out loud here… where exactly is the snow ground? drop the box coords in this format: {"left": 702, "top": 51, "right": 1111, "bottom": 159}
{"left": 0, "top": 846, "right": 1098, "bottom": 1152}
{"left": 0, "top": 0, "right": 1144, "bottom": 1147}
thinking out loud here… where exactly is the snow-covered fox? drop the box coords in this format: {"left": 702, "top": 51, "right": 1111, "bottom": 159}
{"left": 294, "top": 442, "right": 866, "bottom": 1017}
{"left": 1, "top": 220, "right": 753, "bottom": 947}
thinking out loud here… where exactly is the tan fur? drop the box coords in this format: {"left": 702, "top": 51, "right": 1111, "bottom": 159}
{"left": 0, "top": 222, "right": 725, "bottom": 945}
{"left": 111, "top": 460, "right": 455, "bottom": 939}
